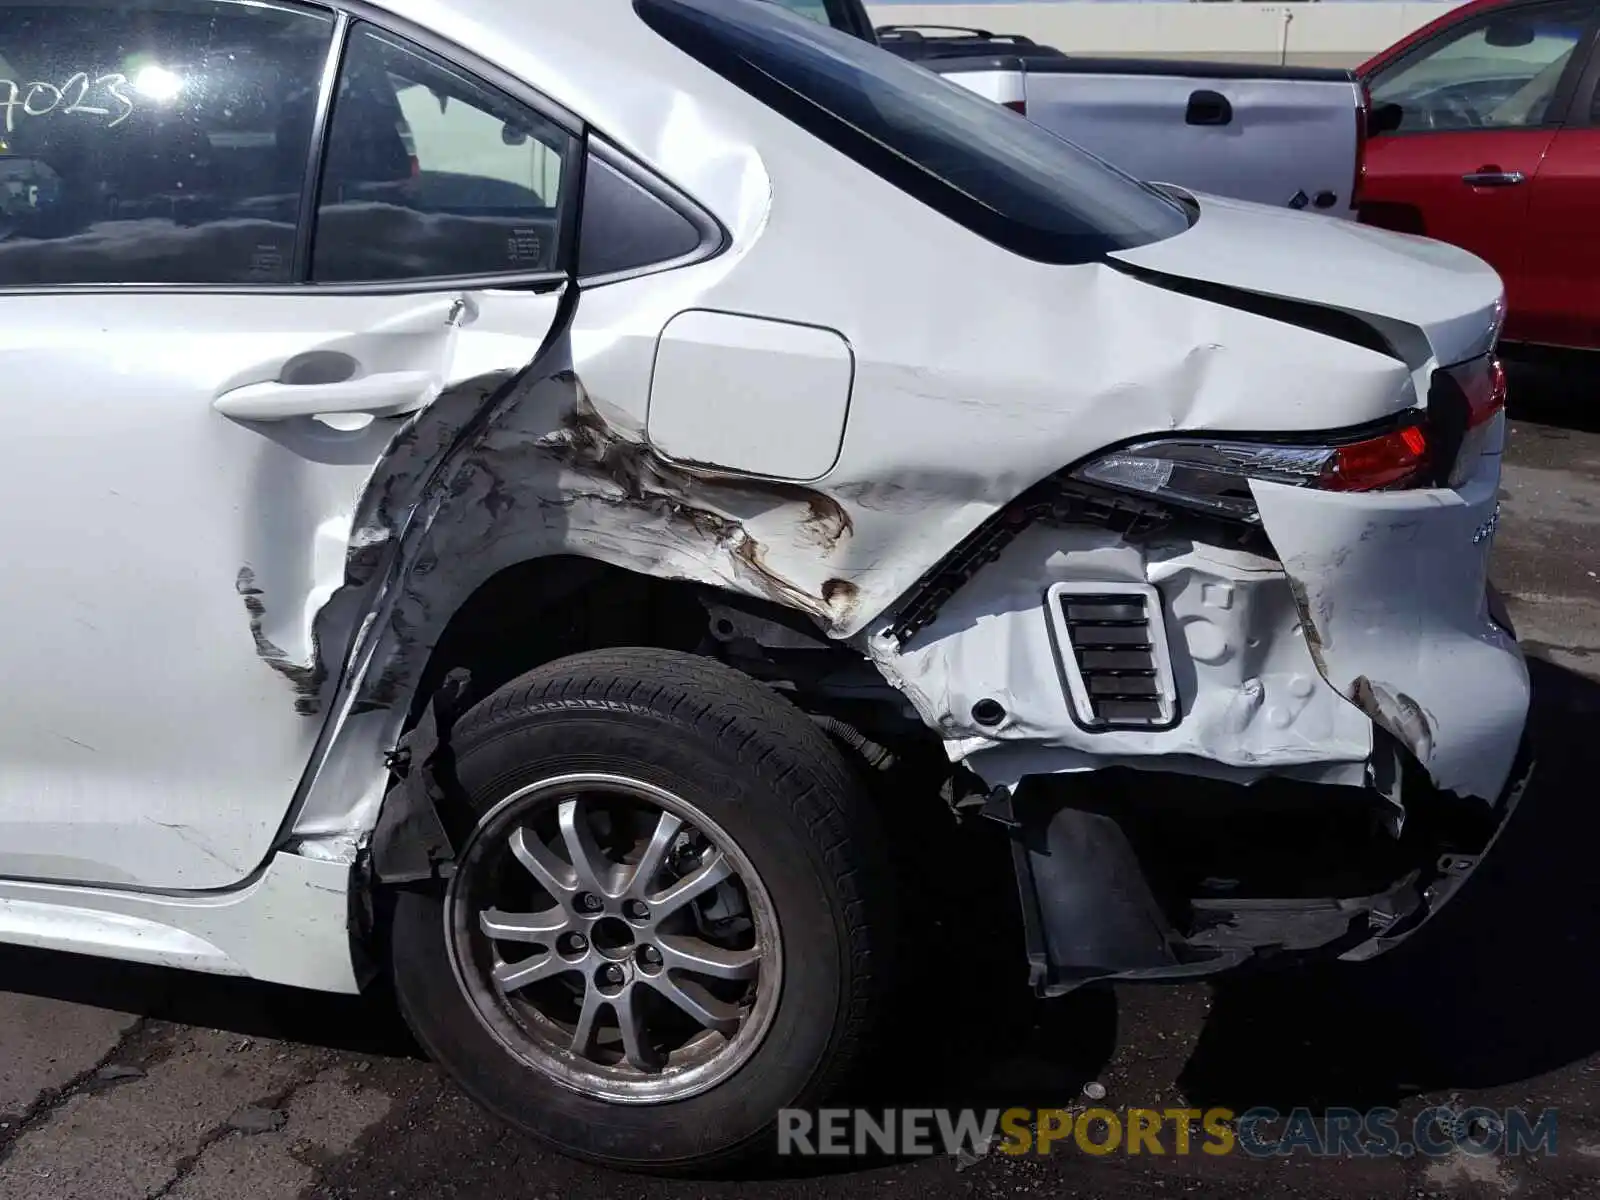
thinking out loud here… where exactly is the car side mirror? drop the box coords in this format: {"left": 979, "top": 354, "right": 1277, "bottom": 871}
{"left": 1484, "top": 20, "right": 1536, "bottom": 48}
{"left": 502, "top": 124, "right": 529, "bottom": 147}
{"left": 1368, "top": 102, "right": 1405, "bottom": 136}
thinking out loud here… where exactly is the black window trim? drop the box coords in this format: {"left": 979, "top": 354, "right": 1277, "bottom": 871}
{"left": 293, "top": 7, "right": 352, "bottom": 283}
{"left": 1563, "top": 7, "right": 1600, "bottom": 126}
{"left": 0, "top": 0, "right": 591, "bottom": 297}
{"left": 576, "top": 133, "right": 728, "bottom": 289}
{"left": 1363, "top": 0, "right": 1600, "bottom": 139}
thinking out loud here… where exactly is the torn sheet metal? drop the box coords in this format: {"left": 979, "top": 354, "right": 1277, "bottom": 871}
{"left": 288, "top": 304, "right": 873, "bottom": 840}
{"left": 865, "top": 524, "right": 1372, "bottom": 788}
{"left": 1251, "top": 418, "right": 1528, "bottom": 803}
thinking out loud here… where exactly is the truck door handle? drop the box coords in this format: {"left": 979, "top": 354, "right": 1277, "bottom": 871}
{"left": 1462, "top": 169, "right": 1526, "bottom": 187}
{"left": 214, "top": 369, "right": 440, "bottom": 422}
{"left": 1186, "top": 90, "right": 1232, "bottom": 126}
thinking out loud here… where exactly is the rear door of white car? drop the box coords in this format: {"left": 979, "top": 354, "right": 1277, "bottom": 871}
{"left": 0, "top": 0, "right": 579, "bottom": 890}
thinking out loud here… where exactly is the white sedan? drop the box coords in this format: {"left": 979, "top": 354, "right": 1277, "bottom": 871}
{"left": 0, "top": 0, "right": 1528, "bottom": 1172}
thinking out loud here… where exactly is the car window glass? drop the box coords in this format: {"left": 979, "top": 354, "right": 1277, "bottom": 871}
{"left": 313, "top": 22, "right": 576, "bottom": 283}
{"left": 636, "top": 0, "right": 1190, "bottom": 267}
{"left": 766, "top": 0, "right": 833, "bottom": 25}
{"left": 579, "top": 151, "right": 707, "bottom": 279}
{"left": 1370, "top": 1, "right": 1592, "bottom": 132}
{"left": 0, "top": 0, "right": 332, "bottom": 286}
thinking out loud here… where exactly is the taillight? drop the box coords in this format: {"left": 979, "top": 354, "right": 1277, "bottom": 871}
{"left": 1316, "top": 423, "right": 1428, "bottom": 491}
{"left": 1003, "top": 99, "right": 1027, "bottom": 116}
{"left": 1452, "top": 354, "right": 1507, "bottom": 429}
{"left": 1432, "top": 354, "right": 1506, "bottom": 487}
{"left": 1072, "top": 420, "right": 1434, "bottom": 523}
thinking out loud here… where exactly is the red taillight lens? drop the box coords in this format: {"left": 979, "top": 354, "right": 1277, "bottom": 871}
{"left": 1453, "top": 354, "right": 1507, "bottom": 429}
{"left": 1435, "top": 353, "right": 1506, "bottom": 487}
{"left": 1316, "top": 423, "right": 1429, "bottom": 492}
{"left": 1003, "top": 99, "right": 1027, "bottom": 116}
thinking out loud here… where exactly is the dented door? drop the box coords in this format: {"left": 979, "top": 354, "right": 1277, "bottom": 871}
{"left": 0, "top": 288, "right": 565, "bottom": 890}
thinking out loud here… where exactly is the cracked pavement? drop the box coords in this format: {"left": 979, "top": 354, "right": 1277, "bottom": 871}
{"left": 3, "top": 362, "right": 1599, "bottom": 1199}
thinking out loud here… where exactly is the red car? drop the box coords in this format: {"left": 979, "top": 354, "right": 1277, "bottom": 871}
{"left": 1359, "top": 0, "right": 1600, "bottom": 351}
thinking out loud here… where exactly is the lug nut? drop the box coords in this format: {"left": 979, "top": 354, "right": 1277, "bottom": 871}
{"left": 567, "top": 933, "right": 588, "bottom": 954}
{"left": 624, "top": 900, "right": 650, "bottom": 921}
{"left": 639, "top": 946, "right": 662, "bottom": 967}
{"left": 576, "top": 892, "right": 602, "bottom": 913}
{"left": 601, "top": 964, "right": 625, "bottom": 985}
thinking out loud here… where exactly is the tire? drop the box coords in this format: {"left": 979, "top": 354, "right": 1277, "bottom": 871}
{"left": 389, "top": 647, "right": 891, "bottom": 1173}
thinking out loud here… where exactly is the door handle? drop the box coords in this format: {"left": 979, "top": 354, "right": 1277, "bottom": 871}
{"left": 1462, "top": 169, "right": 1526, "bottom": 187}
{"left": 213, "top": 369, "right": 440, "bottom": 422}
{"left": 1185, "top": 89, "right": 1233, "bottom": 126}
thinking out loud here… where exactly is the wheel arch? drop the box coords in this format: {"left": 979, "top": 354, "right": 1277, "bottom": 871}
{"left": 283, "top": 550, "right": 887, "bottom": 866}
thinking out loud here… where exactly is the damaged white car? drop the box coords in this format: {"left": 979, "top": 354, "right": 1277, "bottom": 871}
{"left": 0, "top": 0, "right": 1530, "bottom": 1173}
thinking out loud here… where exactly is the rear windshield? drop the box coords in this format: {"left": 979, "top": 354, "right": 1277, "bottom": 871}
{"left": 635, "top": 0, "right": 1191, "bottom": 265}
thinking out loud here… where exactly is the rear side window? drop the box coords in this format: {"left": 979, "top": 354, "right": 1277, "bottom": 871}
{"left": 0, "top": 0, "right": 333, "bottom": 286}
{"left": 313, "top": 22, "right": 578, "bottom": 283}
{"left": 635, "top": 0, "right": 1191, "bottom": 265}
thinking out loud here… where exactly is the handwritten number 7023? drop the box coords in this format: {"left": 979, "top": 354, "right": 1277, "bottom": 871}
{"left": 0, "top": 73, "right": 138, "bottom": 133}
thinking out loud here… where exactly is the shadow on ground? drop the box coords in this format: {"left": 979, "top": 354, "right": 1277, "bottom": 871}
{"left": 0, "top": 941, "right": 418, "bottom": 1059}
{"left": 1507, "top": 352, "right": 1600, "bottom": 434}
{"left": 1179, "top": 656, "right": 1600, "bottom": 1112}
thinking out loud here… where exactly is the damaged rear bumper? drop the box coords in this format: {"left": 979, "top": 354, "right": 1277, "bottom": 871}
{"left": 1006, "top": 731, "right": 1535, "bottom": 994}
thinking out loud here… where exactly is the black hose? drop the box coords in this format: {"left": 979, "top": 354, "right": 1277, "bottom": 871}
{"left": 810, "top": 713, "right": 897, "bottom": 771}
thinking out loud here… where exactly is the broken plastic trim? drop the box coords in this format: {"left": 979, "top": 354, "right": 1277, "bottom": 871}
{"left": 369, "top": 667, "right": 474, "bottom": 885}
{"left": 884, "top": 473, "right": 1272, "bottom": 647}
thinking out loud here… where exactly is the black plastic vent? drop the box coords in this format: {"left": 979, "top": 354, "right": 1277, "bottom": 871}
{"left": 1050, "top": 588, "right": 1177, "bottom": 728}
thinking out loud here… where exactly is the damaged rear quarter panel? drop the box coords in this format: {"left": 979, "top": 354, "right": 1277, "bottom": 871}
{"left": 291, "top": 71, "right": 1433, "bottom": 839}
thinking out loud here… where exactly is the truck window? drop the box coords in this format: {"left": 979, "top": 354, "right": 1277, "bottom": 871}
{"left": 766, "top": 1, "right": 831, "bottom": 25}
{"left": 636, "top": 0, "right": 1191, "bottom": 266}
{"left": 762, "top": 0, "right": 872, "bottom": 39}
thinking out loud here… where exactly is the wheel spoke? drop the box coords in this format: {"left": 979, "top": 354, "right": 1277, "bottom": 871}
{"left": 657, "top": 934, "right": 762, "bottom": 981}
{"left": 648, "top": 849, "right": 732, "bottom": 919}
{"left": 509, "top": 826, "right": 577, "bottom": 897}
{"left": 558, "top": 799, "right": 615, "bottom": 897}
{"left": 491, "top": 952, "right": 573, "bottom": 995}
{"left": 627, "top": 810, "right": 684, "bottom": 898}
{"left": 613, "top": 988, "right": 659, "bottom": 1071}
{"left": 479, "top": 906, "right": 569, "bottom": 945}
{"left": 570, "top": 983, "right": 606, "bottom": 1059}
{"left": 644, "top": 972, "right": 742, "bottom": 1037}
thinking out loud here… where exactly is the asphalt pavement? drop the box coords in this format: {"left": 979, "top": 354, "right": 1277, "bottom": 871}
{"left": 3, "top": 361, "right": 1599, "bottom": 1200}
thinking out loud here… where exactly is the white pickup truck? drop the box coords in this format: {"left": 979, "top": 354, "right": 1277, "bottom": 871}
{"left": 780, "top": 0, "right": 1371, "bottom": 217}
